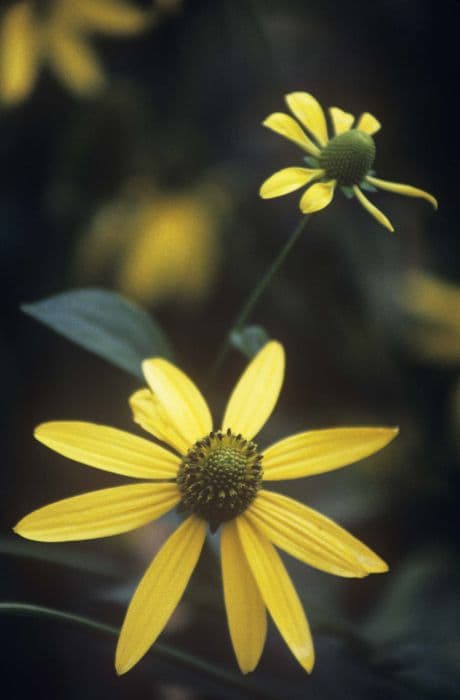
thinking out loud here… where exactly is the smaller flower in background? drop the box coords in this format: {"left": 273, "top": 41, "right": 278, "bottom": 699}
{"left": 402, "top": 270, "right": 460, "bottom": 453}
{"left": 403, "top": 271, "right": 460, "bottom": 364}
{"left": 260, "top": 92, "right": 437, "bottom": 232}
{"left": 14, "top": 341, "right": 398, "bottom": 675}
{"left": 0, "top": 0, "right": 173, "bottom": 105}
{"left": 75, "top": 179, "right": 227, "bottom": 307}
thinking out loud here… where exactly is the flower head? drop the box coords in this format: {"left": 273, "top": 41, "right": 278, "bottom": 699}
{"left": 260, "top": 92, "right": 438, "bottom": 232}
{"left": 75, "top": 179, "right": 225, "bottom": 307}
{"left": 0, "top": 0, "right": 151, "bottom": 105}
{"left": 15, "top": 342, "right": 398, "bottom": 674}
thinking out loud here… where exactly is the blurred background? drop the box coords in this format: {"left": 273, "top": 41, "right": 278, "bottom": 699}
{"left": 1, "top": 0, "right": 459, "bottom": 698}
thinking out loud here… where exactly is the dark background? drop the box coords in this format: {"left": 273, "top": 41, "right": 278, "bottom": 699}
{"left": 1, "top": 1, "right": 459, "bottom": 698}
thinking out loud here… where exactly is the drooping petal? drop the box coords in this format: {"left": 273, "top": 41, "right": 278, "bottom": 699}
{"left": 237, "top": 515, "right": 314, "bottom": 673}
{"left": 366, "top": 175, "right": 438, "bottom": 209}
{"left": 129, "top": 388, "right": 188, "bottom": 454}
{"left": 0, "top": 2, "right": 40, "bottom": 105}
{"left": 329, "top": 106, "right": 355, "bottom": 135}
{"left": 353, "top": 186, "right": 394, "bottom": 233}
{"left": 116, "top": 516, "right": 206, "bottom": 675}
{"left": 262, "top": 113, "right": 320, "bottom": 156}
{"left": 142, "top": 359, "right": 212, "bottom": 454}
{"left": 247, "top": 491, "right": 388, "bottom": 577}
{"left": 46, "top": 29, "right": 106, "bottom": 96}
{"left": 14, "top": 483, "right": 180, "bottom": 542}
{"left": 299, "top": 180, "right": 336, "bottom": 214}
{"left": 356, "top": 112, "right": 381, "bottom": 135}
{"left": 35, "top": 422, "right": 180, "bottom": 479}
{"left": 68, "top": 0, "right": 148, "bottom": 35}
{"left": 263, "top": 427, "right": 399, "bottom": 480}
{"left": 222, "top": 341, "right": 285, "bottom": 441}
{"left": 221, "top": 520, "right": 267, "bottom": 673}
{"left": 259, "top": 167, "right": 324, "bottom": 199}
{"left": 285, "top": 92, "right": 328, "bottom": 145}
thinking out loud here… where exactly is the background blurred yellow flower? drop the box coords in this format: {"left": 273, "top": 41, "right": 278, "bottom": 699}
{"left": 402, "top": 270, "right": 460, "bottom": 364}
{"left": 0, "top": 0, "right": 154, "bottom": 105}
{"left": 75, "top": 179, "right": 227, "bottom": 307}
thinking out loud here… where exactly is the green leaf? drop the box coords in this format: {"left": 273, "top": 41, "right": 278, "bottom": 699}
{"left": 21, "top": 288, "right": 173, "bottom": 379}
{"left": 230, "top": 325, "right": 270, "bottom": 358}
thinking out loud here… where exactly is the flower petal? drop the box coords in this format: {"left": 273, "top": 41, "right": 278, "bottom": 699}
{"left": 247, "top": 490, "right": 388, "bottom": 577}
{"left": 353, "top": 186, "right": 394, "bottom": 232}
{"left": 116, "top": 515, "right": 206, "bottom": 675}
{"left": 329, "top": 106, "right": 355, "bottom": 135}
{"left": 259, "top": 167, "right": 324, "bottom": 199}
{"left": 237, "top": 515, "right": 314, "bottom": 673}
{"left": 47, "top": 30, "right": 106, "bottom": 96}
{"left": 69, "top": 0, "right": 148, "bottom": 35}
{"left": 263, "top": 427, "right": 399, "bottom": 480}
{"left": 0, "top": 1, "right": 40, "bottom": 105}
{"left": 285, "top": 92, "right": 328, "bottom": 145}
{"left": 366, "top": 175, "right": 438, "bottom": 210}
{"left": 130, "top": 388, "right": 187, "bottom": 454}
{"left": 35, "top": 422, "right": 179, "bottom": 479}
{"left": 356, "top": 112, "right": 381, "bottom": 135}
{"left": 14, "top": 482, "right": 180, "bottom": 542}
{"left": 142, "top": 358, "right": 213, "bottom": 454}
{"left": 299, "top": 180, "right": 336, "bottom": 214}
{"left": 262, "top": 112, "right": 320, "bottom": 156}
{"left": 222, "top": 341, "right": 285, "bottom": 441}
{"left": 221, "top": 520, "right": 267, "bottom": 673}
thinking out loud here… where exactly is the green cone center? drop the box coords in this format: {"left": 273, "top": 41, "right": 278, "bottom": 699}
{"left": 319, "top": 129, "right": 376, "bottom": 186}
{"left": 177, "top": 429, "right": 263, "bottom": 532}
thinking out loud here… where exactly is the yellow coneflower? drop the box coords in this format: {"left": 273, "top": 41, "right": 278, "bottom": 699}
{"left": 260, "top": 92, "right": 437, "bottom": 232}
{"left": 0, "top": 0, "right": 150, "bottom": 105}
{"left": 15, "top": 341, "right": 398, "bottom": 674}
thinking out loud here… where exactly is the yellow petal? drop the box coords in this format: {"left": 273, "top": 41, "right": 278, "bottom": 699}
{"left": 259, "top": 167, "right": 324, "bottom": 199}
{"left": 221, "top": 521, "right": 267, "bottom": 673}
{"left": 35, "top": 421, "right": 179, "bottom": 479}
{"left": 14, "top": 482, "right": 180, "bottom": 542}
{"left": 237, "top": 515, "right": 314, "bottom": 673}
{"left": 263, "top": 427, "right": 399, "bottom": 480}
{"left": 129, "top": 388, "right": 187, "bottom": 454}
{"left": 353, "top": 186, "right": 395, "bottom": 233}
{"left": 247, "top": 490, "right": 388, "bottom": 577}
{"left": 285, "top": 92, "right": 328, "bottom": 145}
{"left": 222, "top": 341, "right": 285, "bottom": 441}
{"left": 116, "top": 515, "right": 206, "bottom": 674}
{"left": 142, "top": 358, "right": 212, "bottom": 453}
{"left": 0, "top": 2, "right": 40, "bottom": 105}
{"left": 299, "top": 180, "right": 335, "bottom": 214}
{"left": 329, "top": 106, "right": 354, "bottom": 135}
{"left": 67, "top": 0, "right": 148, "bottom": 35}
{"left": 262, "top": 112, "right": 320, "bottom": 156}
{"left": 356, "top": 112, "right": 381, "bottom": 135}
{"left": 366, "top": 175, "right": 438, "bottom": 210}
{"left": 46, "top": 29, "right": 106, "bottom": 96}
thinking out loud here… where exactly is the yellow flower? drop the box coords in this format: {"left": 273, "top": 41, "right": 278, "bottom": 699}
{"left": 75, "top": 180, "right": 225, "bottom": 307}
{"left": 0, "top": 0, "right": 149, "bottom": 105}
{"left": 14, "top": 342, "right": 398, "bottom": 674}
{"left": 403, "top": 270, "right": 460, "bottom": 364}
{"left": 260, "top": 92, "right": 438, "bottom": 232}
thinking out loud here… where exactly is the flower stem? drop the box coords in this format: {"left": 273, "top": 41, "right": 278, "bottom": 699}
{"left": 210, "top": 215, "right": 311, "bottom": 378}
{"left": 0, "top": 602, "right": 278, "bottom": 699}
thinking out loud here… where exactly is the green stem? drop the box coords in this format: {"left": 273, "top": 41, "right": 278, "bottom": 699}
{"left": 0, "top": 602, "right": 278, "bottom": 700}
{"left": 210, "top": 215, "right": 311, "bottom": 379}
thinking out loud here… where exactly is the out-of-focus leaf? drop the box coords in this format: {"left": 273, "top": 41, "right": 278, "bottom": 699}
{"left": 230, "top": 325, "right": 270, "bottom": 359}
{"left": 21, "top": 288, "right": 173, "bottom": 379}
